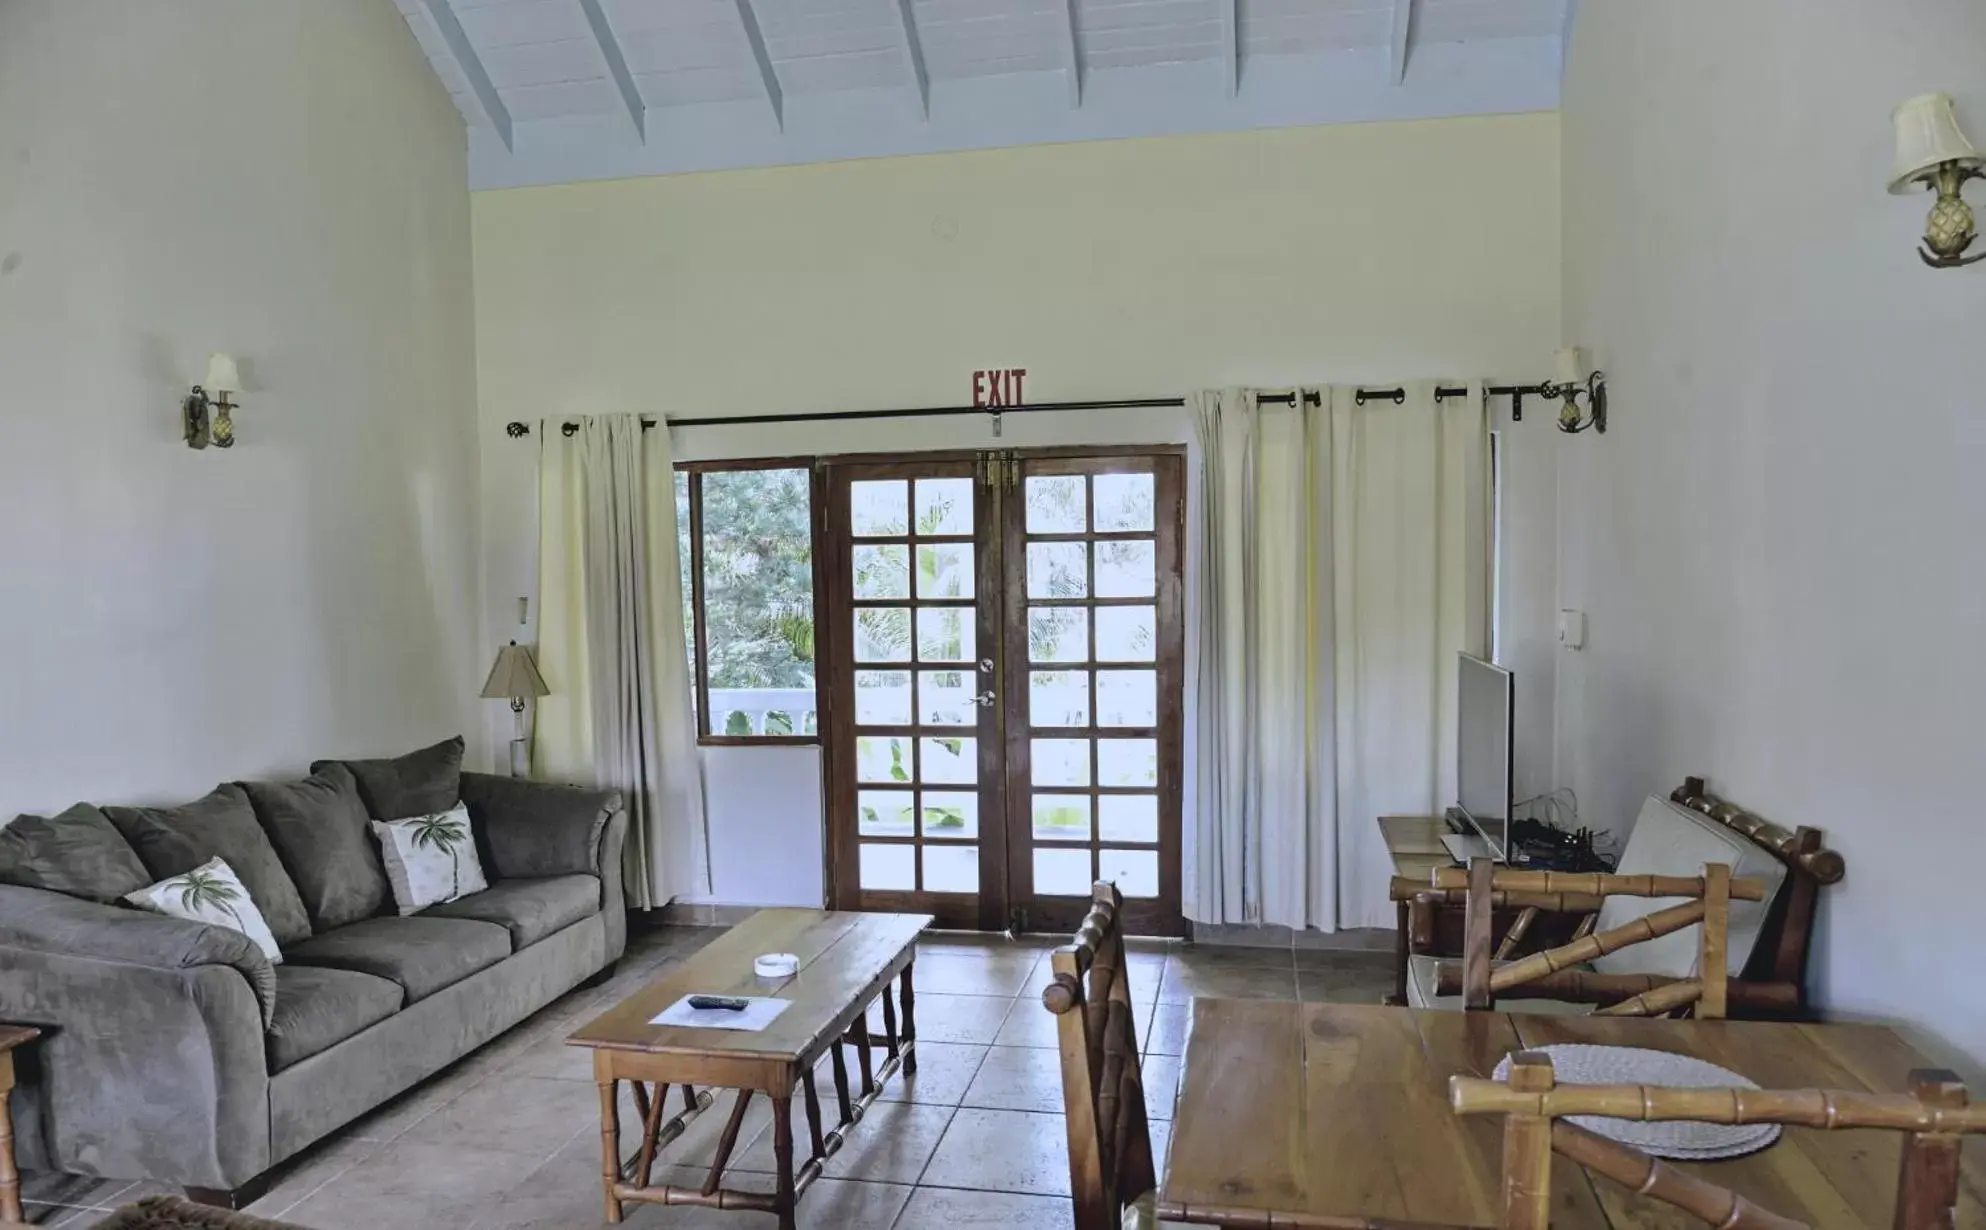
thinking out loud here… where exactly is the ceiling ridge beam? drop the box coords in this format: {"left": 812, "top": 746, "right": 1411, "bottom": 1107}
{"left": 1060, "top": 0, "right": 1083, "bottom": 107}
{"left": 893, "top": 0, "right": 930, "bottom": 119}
{"left": 577, "top": 0, "right": 645, "bottom": 141}
{"left": 1221, "top": 0, "right": 1239, "bottom": 96}
{"left": 1389, "top": 0, "right": 1418, "bottom": 85}
{"left": 422, "top": 0, "right": 512, "bottom": 151}
{"left": 732, "top": 0, "right": 785, "bottom": 130}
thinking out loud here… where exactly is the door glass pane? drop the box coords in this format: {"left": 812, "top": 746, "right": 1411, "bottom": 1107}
{"left": 916, "top": 544, "right": 975, "bottom": 599}
{"left": 920, "top": 790, "right": 980, "bottom": 839}
{"left": 1025, "top": 475, "right": 1086, "bottom": 533}
{"left": 914, "top": 478, "right": 973, "bottom": 535}
{"left": 1099, "top": 795, "right": 1159, "bottom": 843}
{"left": 853, "top": 671, "right": 911, "bottom": 725}
{"left": 919, "top": 670, "right": 975, "bottom": 726}
{"left": 1030, "top": 739, "right": 1091, "bottom": 787}
{"left": 1026, "top": 543, "right": 1088, "bottom": 599}
{"left": 1035, "top": 848, "right": 1093, "bottom": 896}
{"left": 1094, "top": 606, "right": 1155, "bottom": 662}
{"left": 854, "top": 545, "right": 910, "bottom": 598}
{"left": 1032, "top": 794, "right": 1093, "bottom": 843}
{"left": 855, "top": 608, "right": 912, "bottom": 663}
{"left": 919, "top": 736, "right": 976, "bottom": 783}
{"left": 1097, "top": 739, "right": 1158, "bottom": 787}
{"left": 1093, "top": 473, "right": 1155, "bottom": 532}
{"left": 1027, "top": 608, "right": 1088, "bottom": 663}
{"left": 851, "top": 481, "right": 908, "bottom": 536}
{"left": 858, "top": 790, "right": 915, "bottom": 836}
{"left": 860, "top": 843, "right": 915, "bottom": 890}
{"left": 915, "top": 608, "right": 974, "bottom": 663}
{"left": 855, "top": 736, "right": 913, "bottom": 784}
{"left": 1029, "top": 671, "right": 1090, "bottom": 727}
{"left": 1094, "top": 541, "right": 1155, "bottom": 598}
{"left": 1096, "top": 670, "right": 1157, "bottom": 727}
{"left": 1098, "top": 849, "right": 1159, "bottom": 898}
{"left": 923, "top": 845, "right": 978, "bottom": 893}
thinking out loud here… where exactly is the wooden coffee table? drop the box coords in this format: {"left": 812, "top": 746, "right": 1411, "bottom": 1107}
{"left": 568, "top": 909, "right": 929, "bottom": 1229}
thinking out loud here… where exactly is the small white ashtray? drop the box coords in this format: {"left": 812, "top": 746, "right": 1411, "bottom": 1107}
{"left": 754, "top": 952, "right": 800, "bottom": 978}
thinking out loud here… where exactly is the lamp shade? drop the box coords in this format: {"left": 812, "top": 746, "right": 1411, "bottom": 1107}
{"left": 1891, "top": 93, "right": 1983, "bottom": 194}
{"left": 204, "top": 353, "right": 241, "bottom": 394}
{"left": 481, "top": 642, "right": 550, "bottom": 700}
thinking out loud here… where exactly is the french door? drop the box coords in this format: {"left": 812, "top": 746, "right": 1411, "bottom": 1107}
{"left": 821, "top": 449, "right": 1186, "bottom": 936}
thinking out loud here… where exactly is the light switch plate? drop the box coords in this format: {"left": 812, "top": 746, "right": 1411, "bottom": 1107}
{"left": 1558, "top": 609, "right": 1586, "bottom": 650}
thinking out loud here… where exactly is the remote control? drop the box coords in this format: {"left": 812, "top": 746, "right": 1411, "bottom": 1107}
{"left": 687, "top": 995, "right": 749, "bottom": 1012}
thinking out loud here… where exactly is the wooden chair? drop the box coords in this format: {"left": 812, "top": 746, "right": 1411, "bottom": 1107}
{"left": 1396, "top": 777, "right": 1844, "bottom": 1017}
{"left": 1452, "top": 1052, "right": 1986, "bottom": 1230}
{"left": 1042, "top": 882, "right": 1159, "bottom": 1230}
{"left": 1433, "top": 859, "right": 1765, "bottom": 1018}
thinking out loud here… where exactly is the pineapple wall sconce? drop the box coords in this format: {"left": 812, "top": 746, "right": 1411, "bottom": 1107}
{"left": 1892, "top": 94, "right": 1984, "bottom": 270}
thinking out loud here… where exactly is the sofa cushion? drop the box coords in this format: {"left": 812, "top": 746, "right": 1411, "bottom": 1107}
{"left": 1591, "top": 796, "right": 1790, "bottom": 980}
{"left": 0, "top": 803, "right": 151, "bottom": 903}
{"left": 267, "top": 964, "right": 405, "bottom": 1071}
{"left": 423, "top": 874, "right": 601, "bottom": 951}
{"left": 106, "top": 785, "right": 314, "bottom": 946}
{"left": 313, "top": 736, "right": 464, "bottom": 822}
{"left": 283, "top": 915, "right": 509, "bottom": 1002}
{"left": 242, "top": 765, "right": 390, "bottom": 932}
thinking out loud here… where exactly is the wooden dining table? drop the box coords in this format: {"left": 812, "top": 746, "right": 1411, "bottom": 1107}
{"left": 1159, "top": 1002, "right": 1986, "bottom": 1229}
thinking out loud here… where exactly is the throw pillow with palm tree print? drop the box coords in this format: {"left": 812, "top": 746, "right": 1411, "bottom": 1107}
{"left": 124, "top": 856, "right": 284, "bottom": 961}
{"left": 370, "top": 804, "right": 489, "bottom": 915}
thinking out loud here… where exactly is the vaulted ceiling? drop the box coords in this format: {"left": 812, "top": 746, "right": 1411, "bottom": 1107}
{"left": 396, "top": 0, "right": 1570, "bottom": 189}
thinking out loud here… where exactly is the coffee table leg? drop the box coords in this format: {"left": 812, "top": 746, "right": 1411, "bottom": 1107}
{"left": 773, "top": 1093, "right": 796, "bottom": 1230}
{"left": 851, "top": 1015, "right": 875, "bottom": 1096}
{"left": 900, "top": 962, "right": 918, "bottom": 1076}
{"left": 598, "top": 1078, "right": 623, "bottom": 1224}
{"left": 830, "top": 1041, "right": 853, "bottom": 1123}
{"left": 0, "top": 1078, "right": 21, "bottom": 1225}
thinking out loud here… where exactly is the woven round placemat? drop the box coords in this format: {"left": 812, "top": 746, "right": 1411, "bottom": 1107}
{"left": 1493, "top": 1044, "right": 1782, "bottom": 1160}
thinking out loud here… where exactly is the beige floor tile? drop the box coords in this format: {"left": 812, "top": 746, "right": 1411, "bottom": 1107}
{"left": 397, "top": 1074, "right": 601, "bottom": 1163}
{"left": 993, "top": 997, "right": 1153, "bottom": 1050}
{"left": 342, "top": 1064, "right": 486, "bottom": 1143}
{"left": 643, "top": 1087, "right": 776, "bottom": 1172}
{"left": 1143, "top": 1002, "right": 1189, "bottom": 1057}
{"left": 959, "top": 1046, "right": 1063, "bottom": 1115}
{"left": 871, "top": 993, "right": 1014, "bottom": 1045}
{"left": 17, "top": 1173, "right": 133, "bottom": 1210}
{"left": 892, "top": 1187, "right": 1074, "bottom": 1228}
{"left": 1297, "top": 968, "right": 1395, "bottom": 1005}
{"left": 907, "top": 952, "right": 1040, "bottom": 998}
{"left": 1156, "top": 958, "right": 1295, "bottom": 1004}
{"left": 279, "top": 1139, "right": 547, "bottom": 1230}
{"left": 245, "top": 1137, "right": 381, "bottom": 1220}
{"left": 920, "top": 1108, "right": 1070, "bottom": 1197}
{"left": 1140, "top": 1054, "right": 1181, "bottom": 1121}
{"left": 877, "top": 1041, "right": 988, "bottom": 1105}
{"left": 916, "top": 934, "right": 1052, "bottom": 961}
{"left": 636, "top": 1170, "right": 909, "bottom": 1229}
{"left": 506, "top": 1036, "right": 598, "bottom": 1081}
{"left": 735, "top": 1099, "right": 954, "bottom": 1186}
{"left": 1172, "top": 944, "right": 1293, "bottom": 971}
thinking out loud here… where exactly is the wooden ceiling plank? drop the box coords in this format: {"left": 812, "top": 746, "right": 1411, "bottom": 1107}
{"left": 732, "top": 0, "right": 786, "bottom": 129}
{"left": 421, "top": 0, "right": 514, "bottom": 150}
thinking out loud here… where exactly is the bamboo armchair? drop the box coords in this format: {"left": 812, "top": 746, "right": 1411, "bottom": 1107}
{"left": 1451, "top": 1053, "right": 1986, "bottom": 1230}
{"left": 1432, "top": 859, "right": 1766, "bottom": 1018}
{"left": 1394, "top": 778, "right": 1845, "bottom": 1017}
{"left": 1042, "top": 882, "right": 1162, "bottom": 1230}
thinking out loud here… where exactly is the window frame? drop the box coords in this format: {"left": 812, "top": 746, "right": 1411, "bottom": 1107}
{"left": 677, "top": 456, "right": 825, "bottom": 747}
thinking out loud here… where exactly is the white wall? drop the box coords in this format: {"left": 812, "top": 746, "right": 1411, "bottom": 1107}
{"left": 1561, "top": 1, "right": 1986, "bottom": 1066}
{"left": 471, "top": 116, "right": 1565, "bottom": 907}
{"left": 0, "top": 0, "right": 482, "bottom": 815}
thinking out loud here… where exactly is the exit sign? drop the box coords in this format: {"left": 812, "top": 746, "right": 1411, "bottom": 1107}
{"left": 971, "top": 368, "right": 1029, "bottom": 408}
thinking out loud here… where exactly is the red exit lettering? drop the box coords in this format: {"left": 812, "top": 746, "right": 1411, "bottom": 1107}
{"left": 971, "top": 368, "right": 1028, "bottom": 408}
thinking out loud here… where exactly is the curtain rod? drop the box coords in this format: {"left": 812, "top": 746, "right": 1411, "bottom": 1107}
{"left": 501, "top": 385, "right": 1559, "bottom": 438}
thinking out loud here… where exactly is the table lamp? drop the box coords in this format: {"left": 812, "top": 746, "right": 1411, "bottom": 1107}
{"left": 481, "top": 641, "right": 551, "bottom": 776}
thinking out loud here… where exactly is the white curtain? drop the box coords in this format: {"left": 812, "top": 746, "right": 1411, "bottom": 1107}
{"left": 1188, "top": 382, "right": 1489, "bottom": 931}
{"left": 534, "top": 414, "right": 710, "bottom": 908}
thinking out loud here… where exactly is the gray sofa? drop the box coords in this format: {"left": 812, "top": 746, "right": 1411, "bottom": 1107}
{"left": 0, "top": 737, "right": 628, "bottom": 1207}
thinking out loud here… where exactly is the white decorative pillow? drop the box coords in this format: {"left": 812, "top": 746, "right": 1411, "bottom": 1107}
{"left": 125, "top": 856, "right": 284, "bottom": 963}
{"left": 371, "top": 804, "right": 488, "bottom": 915}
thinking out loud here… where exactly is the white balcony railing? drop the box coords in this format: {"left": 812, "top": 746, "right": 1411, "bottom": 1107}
{"left": 707, "top": 687, "right": 818, "bottom": 737}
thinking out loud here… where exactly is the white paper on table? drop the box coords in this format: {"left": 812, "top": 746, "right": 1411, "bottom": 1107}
{"left": 650, "top": 995, "right": 793, "bottom": 1032}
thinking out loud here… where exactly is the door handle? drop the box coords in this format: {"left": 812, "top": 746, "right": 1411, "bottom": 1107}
{"left": 970, "top": 691, "right": 996, "bottom": 707}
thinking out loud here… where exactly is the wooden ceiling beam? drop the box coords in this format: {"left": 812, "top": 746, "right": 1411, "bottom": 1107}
{"left": 577, "top": 0, "right": 646, "bottom": 141}
{"left": 732, "top": 0, "right": 785, "bottom": 130}
{"left": 1060, "top": 0, "right": 1083, "bottom": 107}
{"left": 894, "top": 0, "right": 930, "bottom": 119}
{"left": 1221, "top": 0, "right": 1239, "bottom": 96}
{"left": 1389, "top": 0, "right": 1419, "bottom": 84}
{"left": 421, "top": 0, "right": 512, "bottom": 151}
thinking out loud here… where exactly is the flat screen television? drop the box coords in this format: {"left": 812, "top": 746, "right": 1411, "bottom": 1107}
{"left": 1457, "top": 653, "right": 1514, "bottom": 860}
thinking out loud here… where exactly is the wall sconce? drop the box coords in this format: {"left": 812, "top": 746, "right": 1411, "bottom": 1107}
{"left": 1547, "top": 347, "right": 1607, "bottom": 434}
{"left": 182, "top": 353, "right": 242, "bottom": 449}
{"left": 1891, "top": 93, "right": 1983, "bottom": 269}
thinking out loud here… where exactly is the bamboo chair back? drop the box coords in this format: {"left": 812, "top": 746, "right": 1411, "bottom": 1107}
{"left": 1042, "top": 882, "right": 1157, "bottom": 1230}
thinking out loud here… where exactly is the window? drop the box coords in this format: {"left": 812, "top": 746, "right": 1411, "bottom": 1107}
{"left": 676, "top": 460, "right": 819, "bottom": 742}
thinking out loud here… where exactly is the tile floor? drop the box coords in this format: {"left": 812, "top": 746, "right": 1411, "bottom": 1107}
{"left": 21, "top": 926, "right": 1393, "bottom": 1229}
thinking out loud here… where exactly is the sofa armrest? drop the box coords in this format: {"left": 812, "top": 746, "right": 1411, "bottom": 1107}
{"left": 0, "top": 884, "right": 272, "bottom": 1187}
{"left": 460, "top": 772, "right": 623, "bottom": 881}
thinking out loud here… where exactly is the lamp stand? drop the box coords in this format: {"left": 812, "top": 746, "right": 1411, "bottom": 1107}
{"left": 509, "top": 698, "right": 531, "bottom": 778}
